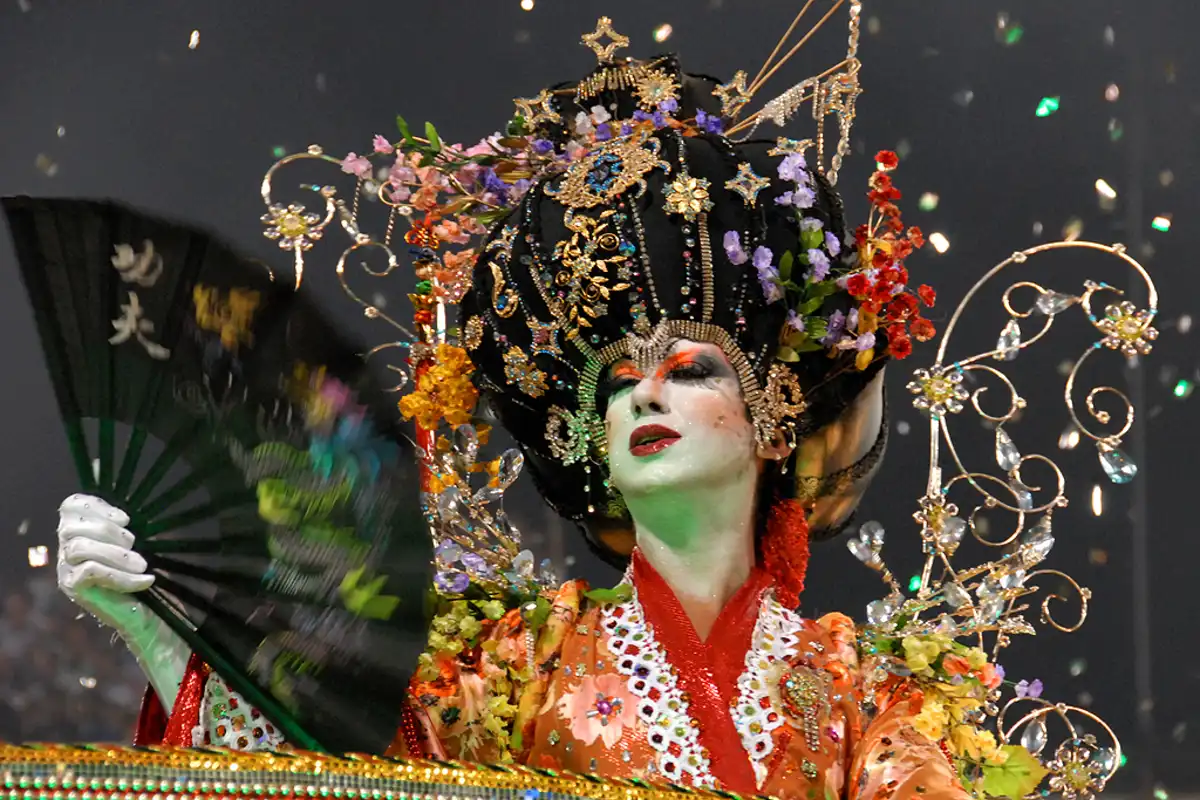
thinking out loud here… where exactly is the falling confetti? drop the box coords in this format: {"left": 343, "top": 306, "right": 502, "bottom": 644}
{"left": 1153, "top": 787, "right": 1169, "bottom": 800}
{"left": 1088, "top": 548, "right": 1108, "bottom": 566}
{"left": 28, "top": 545, "right": 48, "bottom": 567}
{"left": 1152, "top": 215, "right": 1172, "bottom": 232}
{"left": 1108, "top": 118, "right": 1124, "bottom": 141}
{"left": 918, "top": 192, "right": 939, "bottom": 211}
{"left": 1062, "top": 217, "right": 1084, "bottom": 241}
{"left": 79, "top": 676, "right": 97, "bottom": 689}
{"left": 188, "top": 30, "right": 200, "bottom": 49}
{"left": 514, "top": 29, "right": 531, "bottom": 44}
{"left": 1172, "top": 722, "right": 1187, "bottom": 743}
{"left": 951, "top": 89, "right": 975, "bottom": 108}
{"left": 1173, "top": 379, "right": 1193, "bottom": 399}
{"left": 315, "top": 73, "right": 328, "bottom": 92}
{"left": 271, "top": 145, "right": 287, "bottom": 158}
{"left": 17, "top": 0, "right": 30, "bottom": 11}
{"left": 928, "top": 232, "right": 950, "bottom": 254}
{"left": 1159, "top": 170, "right": 1175, "bottom": 186}
{"left": 519, "top": 0, "right": 534, "bottom": 9}
{"left": 1069, "top": 658, "right": 1087, "bottom": 677}
{"left": 16, "top": 519, "right": 28, "bottom": 535}
{"left": 1035, "top": 96, "right": 1061, "bottom": 117}
{"left": 35, "top": 153, "right": 59, "bottom": 177}
{"left": 1077, "top": 691, "right": 1094, "bottom": 707}
{"left": 371, "top": 292, "right": 388, "bottom": 310}
{"left": 1032, "top": 221, "right": 1044, "bottom": 236}
{"left": 1094, "top": 178, "right": 1117, "bottom": 201}
{"left": 1058, "top": 426, "right": 1080, "bottom": 450}
{"left": 907, "top": 575, "right": 921, "bottom": 592}
{"left": 866, "top": 16, "right": 881, "bottom": 35}
{"left": 653, "top": 24, "right": 673, "bottom": 43}
{"left": 1104, "top": 83, "right": 1120, "bottom": 102}
{"left": 995, "top": 14, "right": 1024, "bottom": 46}
{"left": 1091, "top": 484, "right": 1104, "bottom": 516}
{"left": 56, "top": 125, "right": 65, "bottom": 138}
{"left": 1178, "top": 314, "right": 1192, "bottom": 333}
{"left": 895, "top": 420, "right": 911, "bottom": 436}
{"left": 1104, "top": 26, "right": 1116, "bottom": 46}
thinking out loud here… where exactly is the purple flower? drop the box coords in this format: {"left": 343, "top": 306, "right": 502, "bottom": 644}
{"left": 806, "top": 248, "right": 831, "bottom": 282}
{"left": 594, "top": 122, "right": 613, "bottom": 142}
{"left": 821, "top": 310, "right": 847, "bottom": 346}
{"left": 372, "top": 135, "right": 394, "bottom": 155}
{"left": 777, "top": 153, "right": 809, "bottom": 182}
{"left": 825, "top": 230, "right": 842, "bottom": 256}
{"left": 786, "top": 310, "right": 805, "bottom": 331}
{"left": 791, "top": 187, "right": 817, "bottom": 208}
{"left": 435, "top": 541, "right": 463, "bottom": 563}
{"left": 695, "top": 109, "right": 724, "bottom": 135}
{"left": 1015, "top": 678, "right": 1043, "bottom": 699}
{"left": 434, "top": 570, "right": 470, "bottom": 594}
{"left": 723, "top": 230, "right": 748, "bottom": 265}
{"left": 632, "top": 109, "right": 653, "bottom": 122}
{"left": 619, "top": 122, "right": 633, "bottom": 136}
{"left": 855, "top": 332, "right": 876, "bottom": 351}
{"left": 652, "top": 110, "right": 667, "bottom": 128}
{"left": 752, "top": 245, "right": 774, "bottom": 272}
{"left": 658, "top": 97, "right": 680, "bottom": 114}
{"left": 532, "top": 138, "right": 555, "bottom": 155}
{"left": 800, "top": 217, "right": 824, "bottom": 232}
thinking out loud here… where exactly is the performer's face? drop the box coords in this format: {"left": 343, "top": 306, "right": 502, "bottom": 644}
{"left": 602, "top": 339, "right": 760, "bottom": 499}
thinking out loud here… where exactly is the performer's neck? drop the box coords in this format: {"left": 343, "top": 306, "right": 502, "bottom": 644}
{"left": 627, "top": 466, "right": 758, "bottom": 640}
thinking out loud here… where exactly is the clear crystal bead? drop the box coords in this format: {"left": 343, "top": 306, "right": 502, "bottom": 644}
{"left": 453, "top": 425, "right": 479, "bottom": 466}
{"left": 866, "top": 597, "right": 898, "bottom": 626}
{"left": 1021, "top": 718, "right": 1048, "bottom": 755}
{"left": 496, "top": 510, "right": 522, "bottom": 546}
{"left": 1098, "top": 444, "right": 1138, "bottom": 484}
{"left": 977, "top": 578, "right": 1001, "bottom": 598}
{"left": 1092, "top": 747, "right": 1117, "bottom": 774}
{"left": 978, "top": 594, "right": 1006, "bottom": 623}
{"left": 512, "top": 549, "right": 535, "bottom": 578}
{"left": 847, "top": 536, "right": 874, "bottom": 564}
{"left": 472, "top": 485, "right": 503, "bottom": 504}
{"left": 496, "top": 448, "right": 525, "bottom": 489}
{"left": 943, "top": 582, "right": 971, "bottom": 609}
{"left": 995, "top": 427, "right": 1021, "bottom": 471}
{"left": 936, "top": 516, "right": 968, "bottom": 550}
{"left": 437, "top": 487, "right": 462, "bottom": 520}
{"left": 996, "top": 319, "right": 1022, "bottom": 360}
{"left": 999, "top": 568, "right": 1027, "bottom": 589}
{"left": 860, "top": 520, "right": 886, "bottom": 548}
{"left": 1035, "top": 291, "right": 1077, "bottom": 316}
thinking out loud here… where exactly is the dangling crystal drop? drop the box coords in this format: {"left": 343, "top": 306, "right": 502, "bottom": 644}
{"left": 866, "top": 599, "right": 895, "bottom": 626}
{"left": 1092, "top": 747, "right": 1117, "bottom": 774}
{"left": 1035, "top": 291, "right": 1077, "bottom": 316}
{"left": 1021, "top": 718, "right": 1048, "bottom": 755}
{"left": 1010, "top": 480, "right": 1034, "bottom": 510}
{"left": 472, "top": 485, "right": 503, "bottom": 504}
{"left": 996, "top": 319, "right": 1022, "bottom": 360}
{"left": 860, "top": 520, "right": 886, "bottom": 548}
{"left": 1023, "top": 517, "right": 1055, "bottom": 563}
{"left": 1098, "top": 443, "right": 1138, "bottom": 484}
{"left": 847, "top": 536, "right": 874, "bottom": 564}
{"left": 453, "top": 424, "right": 479, "bottom": 466}
{"left": 995, "top": 427, "right": 1021, "bottom": 471}
{"left": 978, "top": 594, "right": 1006, "bottom": 623}
{"left": 943, "top": 582, "right": 971, "bottom": 609}
{"left": 1000, "top": 568, "right": 1027, "bottom": 589}
{"left": 496, "top": 448, "right": 525, "bottom": 489}
{"left": 437, "top": 487, "right": 462, "bottom": 520}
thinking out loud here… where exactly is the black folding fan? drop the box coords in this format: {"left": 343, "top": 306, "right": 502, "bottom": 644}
{"left": 3, "top": 196, "right": 432, "bottom": 754}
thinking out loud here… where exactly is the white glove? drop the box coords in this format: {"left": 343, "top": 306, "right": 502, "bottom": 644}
{"left": 58, "top": 493, "right": 190, "bottom": 709}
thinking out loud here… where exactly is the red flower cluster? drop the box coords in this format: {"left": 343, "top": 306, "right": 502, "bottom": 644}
{"left": 847, "top": 151, "right": 936, "bottom": 360}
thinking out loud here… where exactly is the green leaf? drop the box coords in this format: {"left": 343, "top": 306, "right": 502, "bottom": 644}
{"left": 981, "top": 746, "right": 1049, "bottom": 799}
{"left": 779, "top": 251, "right": 795, "bottom": 282}
{"left": 396, "top": 115, "right": 415, "bottom": 145}
{"left": 806, "top": 318, "right": 828, "bottom": 338}
{"left": 526, "top": 595, "right": 553, "bottom": 634}
{"left": 583, "top": 584, "right": 633, "bottom": 605}
{"left": 777, "top": 346, "right": 801, "bottom": 362}
{"left": 795, "top": 340, "right": 825, "bottom": 353}
{"left": 425, "top": 121, "right": 442, "bottom": 153}
{"left": 418, "top": 152, "right": 436, "bottom": 168}
{"left": 801, "top": 229, "right": 824, "bottom": 250}
{"left": 798, "top": 297, "right": 824, "bottom": 314}
{"left": 507, "top": 115, "right": 529, "bottom": 137}
{"left": 810, "top": 280, "right": 839, "bottom": 298}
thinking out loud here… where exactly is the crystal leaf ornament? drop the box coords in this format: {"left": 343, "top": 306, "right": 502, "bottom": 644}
{"left": 1097, "top": 442, "right": 1137, "bottom": 484}
{"left": 1035, "top": 290, "right": 1077, "bottom": 316}
{"left": 995, "top": 427, "right": 1021, "bottom": 471}
{"left": 996, "top": 318, "right": 1021, "bottom": 360}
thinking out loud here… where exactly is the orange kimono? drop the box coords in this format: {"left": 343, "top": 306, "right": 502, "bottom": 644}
{"left": 402, "top": 551, "right": 969, "bottom": 800}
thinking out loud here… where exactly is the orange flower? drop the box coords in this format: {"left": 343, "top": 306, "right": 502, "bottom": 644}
{"left": 977, "top": 662, "right": 1004, "bottom": 690}
{"left": 875, "top": 150, "right": 899, "bottom": 170}
{"left": 942, "top": 653, "right": 973, "bottom": 676}
{"left": 911, "top": 316, "right": 937, "bottom": 342}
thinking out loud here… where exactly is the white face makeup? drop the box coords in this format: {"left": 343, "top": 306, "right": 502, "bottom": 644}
{"left": 603, "top": 339, "right": 759, "bottom": 499}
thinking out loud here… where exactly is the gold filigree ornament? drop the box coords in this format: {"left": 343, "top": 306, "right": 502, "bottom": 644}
{"left": 462, "top": 315, "right": 485, "bottom": 351}
{"left": 551, "top": 209, "right": 633, "bottom": 333}
{"left": 1096, "top": 298, "right": 1158, "bottom": 356}
{"left": 545, "top": 130, "right": 670, "bottom": 210}
{"left": 633, "top": 67, "right": 682, "bottom": 110}
{"left": 581, "top": 16, "right": 631, "bottom": 63}
{"left": 759, "top": 362, "right": 808, "bottom": 448}
{"left": 712, "top": 70, "right": 752, "bottom": 118}
{"left": 513, "top": 88, "right": 563, "bottom": 129}
{"left": 490, "top": 262, "right": 520, "bottom": 318}
{"left": 724, "top": 162, "right": 772, "bottom": 208}
{"left": 503, "top": 346, "right": 548, "bottom": 398}
{"left": 545, "top": 405, "right": 604, "bottom": 466}
{"left": 528, "top": 317, "right": 563, "bottom": 357}
{"left": 663, "top": 172, "right": 714, "bottom": 222}
{"left": 907, "top": 366, "right": 970, "bottom": 417}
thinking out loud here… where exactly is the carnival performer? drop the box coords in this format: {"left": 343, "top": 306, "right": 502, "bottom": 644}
{"left": 53, "top": 17, "right": 1022, "bottom": 800}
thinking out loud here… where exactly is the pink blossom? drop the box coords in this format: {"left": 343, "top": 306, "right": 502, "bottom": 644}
{"left": 556, "top": 674, "right": 635, "bottom": 749}
{"left": 340, "top": 152, "right": 372, "bottom": 178}
{"left": 372, "top": 135, "right": 394, "bottom": 154}
{"left": 434, "top": 219, "right": 471, "bottom": 245}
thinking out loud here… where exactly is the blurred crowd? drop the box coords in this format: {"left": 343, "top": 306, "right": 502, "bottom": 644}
{"left": 0, "top": 572, "right": 145, "bottom": 743}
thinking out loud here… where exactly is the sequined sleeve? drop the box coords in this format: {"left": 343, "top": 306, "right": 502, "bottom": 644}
{"left": 817, "top": 613, "right": 970, "bottom": 800}
{"left": 400, "top": 580, "right": 584, "bottom": 763}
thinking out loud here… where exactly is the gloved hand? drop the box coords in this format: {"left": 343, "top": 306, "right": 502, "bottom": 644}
{"left": 58, "top": 493, "right": 189, "bottom": 708}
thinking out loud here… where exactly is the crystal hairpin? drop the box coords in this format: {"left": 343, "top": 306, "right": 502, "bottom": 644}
{"left": 850, "top": 239, "right": 1155, "bottom": 797}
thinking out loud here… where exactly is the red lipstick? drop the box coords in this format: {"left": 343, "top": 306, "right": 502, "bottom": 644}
{"left": 629, "top": 424, "right": 681, "bottom": 457}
